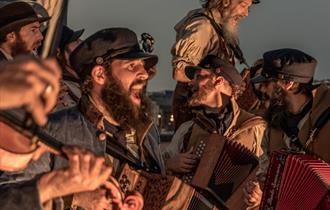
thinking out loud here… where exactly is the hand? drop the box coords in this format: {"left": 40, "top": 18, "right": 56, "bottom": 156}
{"left": 165, "top": 147, "right": 197, "bottom": 173}
{"left": 37, "top": 146, "right": 112, "bottom": 203}
{"left": 104, "top": 177, "right": 144, "bottom": 210}
{"left": 243, "top": 180, "right": 263, "bottom": 209}
{"left": 0, "top": 56, "right": 61, "bottom": 125}
{"left": 72, "top": 188, "right": 112, "bottom": 210}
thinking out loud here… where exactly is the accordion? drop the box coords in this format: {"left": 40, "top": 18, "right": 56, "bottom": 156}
{"left": 260, "top": 151, "right": 330, "bottom": 210}
{"left": 117, "top": 164, "right": 219, "bottom": 210}
{"left": 182, "top": 133, "right": 259, "bottom": 209}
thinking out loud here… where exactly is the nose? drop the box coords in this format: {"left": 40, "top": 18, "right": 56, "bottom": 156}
{"left": 137, "top": 65, "right": 149, "bottom": 81}
{"left": 242, "top": 8, "right": 249, "bottom": 17}
{"left": 37, "top": 30, "right": 44, "bottom": 41}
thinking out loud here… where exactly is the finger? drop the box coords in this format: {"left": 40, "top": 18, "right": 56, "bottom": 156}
{"left": 43, "top": 58, "right": 62, "bottom": 79}
{"left": 96, "top": 195, "right": 113, "bottom": 210}
{"left": 63, "top": 147, "right": 80, "bottom": 174}
{"left": 24, "top": 60, "right": 61, "bottom": 112}
{"left": 178, "top": 167, "right": 193, "bottom": 173}
{"left": 80, "top": 152, "right": 92, "bottom": 177}
{"left": 24, "top": 60, "right": 60, "bottom": 88}
{"left": 186, "top": 146, "right": 194, "bottom": 154}
{"left": 27, "top": 91, "right": 47, "bottom": 125}
{"left": 42, "top": 83, "right": 60, "bottom": 113}
{"left": 90, "top": 156, "right": 105, "bottom": 177}
{"left": 182, "top": 153, "right": 198, "bottom": 160}
{"left": 103, "top": 181, "right": 123, "bottom": 203}
{"left": 97, "top": 165, "right": 112, "bottom": 185}
{"left": 182, "top": 158, "right": 197, "bottom": 165}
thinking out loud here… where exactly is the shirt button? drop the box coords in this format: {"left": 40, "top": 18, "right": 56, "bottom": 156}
{"left": 98, "top": 132, "right": 107, "bottom": 141}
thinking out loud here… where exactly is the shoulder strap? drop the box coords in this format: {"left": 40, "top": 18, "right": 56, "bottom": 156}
{"left": 305, "top": 107, "right": 330, "bottom": 148}
{"left": 193, "top": 112, "right": 217, "bottom": 134}
{"left": 228, "top": 115, "right": 266, "bottom": 139}
{"left": 191, "top": 12, "right": 248, "bottom": 66}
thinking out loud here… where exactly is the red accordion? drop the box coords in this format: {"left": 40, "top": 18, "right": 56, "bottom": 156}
{"left": 182, "top": 133, "right": 259, "bottom": 209}
{"left": 260, "top": 150, "right": 330, "bottom": 210}
{"left": 117, "top": 164, "right": 219, "bottom": 210}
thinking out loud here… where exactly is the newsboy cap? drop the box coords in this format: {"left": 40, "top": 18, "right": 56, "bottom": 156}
{"left": 0, "top": 1, "right": 50, "bottom": 35}
{"left": 59, "top": 25, "right": 84, "bottom": 52}
{"left": 70, "top": 28, "right": 158, "bottom": 80}
{"left": 252, "top": 48, "right": 317, "bottom": 84}
{"left": 185, "top": 55, "right": 243, "bottom": 86}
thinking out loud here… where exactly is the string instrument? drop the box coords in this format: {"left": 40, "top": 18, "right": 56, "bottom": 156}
{"left": 0, "top": 1, "right": 128, "bottom": 204}
{"left": 0, "top": 0, "right": 67, "bottom": 156}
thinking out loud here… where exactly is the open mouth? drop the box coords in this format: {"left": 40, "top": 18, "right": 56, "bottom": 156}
{"left": 130, "top": 89, "right": 142, "bottom": 104}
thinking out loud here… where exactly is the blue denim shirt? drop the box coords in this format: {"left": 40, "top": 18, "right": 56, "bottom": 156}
{"left": 0, "top": 97, "right": 165, "bottom": 187}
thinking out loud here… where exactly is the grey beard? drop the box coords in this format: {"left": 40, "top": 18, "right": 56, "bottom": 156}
{"left": 222, "top": 22, "right": 239, "bottom": 46}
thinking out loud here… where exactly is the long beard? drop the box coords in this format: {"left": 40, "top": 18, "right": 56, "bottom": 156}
{"left": 221, "top": 9, "right": 240, "bottom": 46}
{"left": 189, "top": 80, "right": 215, "bottom": 107}
{"left": 101, "top": 74, "right": 152, "bottom": 130}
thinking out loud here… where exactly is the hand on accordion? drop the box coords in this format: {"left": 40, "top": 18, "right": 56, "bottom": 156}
{"left": 165, "top": 147, "right": 198, "bottom": 173}
{"left": 104, "top": 176, "right": 144, "bottom": 210}
{"left": 243, "top": 180, "right": 262, "bottom": 210}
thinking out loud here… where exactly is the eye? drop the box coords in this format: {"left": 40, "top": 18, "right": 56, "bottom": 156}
{"left": 127, "top": 63, "right": 135, "bottom": 71}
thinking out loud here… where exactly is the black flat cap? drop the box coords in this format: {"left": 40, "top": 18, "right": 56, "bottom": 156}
{"left": 0, "top": 1, "right": 50, "bottom": 35}
{"left": 59, "top": 25, "right": 84, "bottom": 52}
{"left": 185, "top": 55, "right": 243, "bottom": 86}
{"left": 70, "top": 28, "right": 158, "bottom": 80}
{"left": 250, "top": 59, "right": 273, "bottom": 84}
{"left": 259, "top": 48, "right": 317, "bottom": 84}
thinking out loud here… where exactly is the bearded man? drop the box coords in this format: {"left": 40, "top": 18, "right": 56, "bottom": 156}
{"left": 244, "top": 48, "right": 330, "bottom": 208}
{"left": 171, "top": 0, "right": 260, "bottom": 129}
{"left": 163, "top": 55, "right": 266, "bottom": 209}
{"left": 0, "top": 27, "right": 163, "bottom": 210}
{"left": 0, "top": 1, "right": 48, "bottom": 61}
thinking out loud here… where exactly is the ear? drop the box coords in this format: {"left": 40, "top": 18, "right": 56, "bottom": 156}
{"left": 91, "top": 65, "right": 106, "bottom": 86}
{"left": 6, "top": 32, "right": 16, "bottom": 43}
{"left": 123, "top": 192, "right": 144, "bottom": 210}
{"left": 214, "top": 76, "right": 224, "bottom": 89}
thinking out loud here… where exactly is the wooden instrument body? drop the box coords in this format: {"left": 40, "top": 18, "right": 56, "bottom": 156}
{"left": 117, "top": 164, "right": 219, "bottom": 210}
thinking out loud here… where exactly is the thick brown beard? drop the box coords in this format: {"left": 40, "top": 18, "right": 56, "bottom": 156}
{"left": 101, "top": 72, "right": 152, "bottom": 130}
{"left": 11, "top": 34, "right": 30, "bottom": 57}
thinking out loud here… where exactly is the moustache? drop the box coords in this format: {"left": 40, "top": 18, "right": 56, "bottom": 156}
{"left": 129, "top": 80, "right": 146, "bottom": 91}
